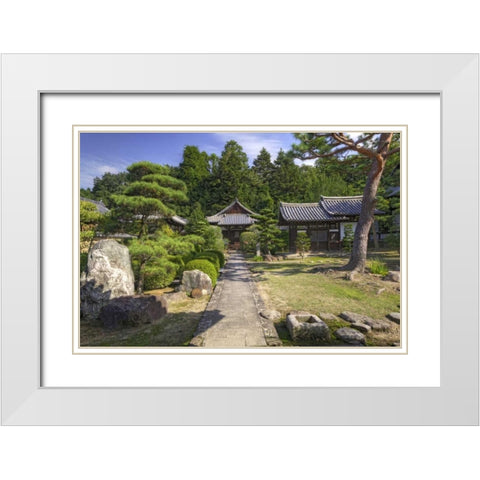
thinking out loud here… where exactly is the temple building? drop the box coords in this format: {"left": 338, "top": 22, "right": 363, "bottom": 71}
{"left": 278, "top": 195, "right": 383, "bottom": 252}
{"left": 207, "top": 198, "right": 257, "bottom": 249}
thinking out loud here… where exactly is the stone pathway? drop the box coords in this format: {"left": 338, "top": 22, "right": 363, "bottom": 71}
{"left": 191, "top": 252, "right": 273, "bottom": 348}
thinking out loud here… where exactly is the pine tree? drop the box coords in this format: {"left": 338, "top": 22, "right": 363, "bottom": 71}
{"left": 208, "top": 140, "right": 250, "bottom": 211}
{"left": 295, "top": 232, "right": 311, "bottom": 259}
{"left": 252, "top": 147, "right": 274, "bottom": 182}
{"left": 110, "top": 161, "right": 188, "bottom": 238}
{"left": 251, "top": 208, "right": 282, "bottom": 255}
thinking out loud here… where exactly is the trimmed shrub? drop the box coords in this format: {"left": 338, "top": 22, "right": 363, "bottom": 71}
{"left": 205, "top": 249, "right": 225, "bottom": 268}
{"left": 184, "top": 259, "right": 218, "bottom": 287}
{"left": 194, "top": 253, "right": 220, "bottom": 273}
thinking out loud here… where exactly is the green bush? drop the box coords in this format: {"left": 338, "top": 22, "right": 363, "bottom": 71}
{"left": 240, "top": 231, "right": 258, "bottom": 253}
{"left": 252, "top": 255, "right": 263, "bottom": 262}
{"left": 205, "top": 249, "right": 225, "bottom": 268}
{"left": 368, "top": 258, "right": 389, "bottom": 276}
{"left": 184, "top": 259, "right": 218, "bottom": 286}
{"left": 193, "top": 253, "right": 220, "bottom": 273}
{"left": 142, "top": 261, "right": 178, "bottom": 290}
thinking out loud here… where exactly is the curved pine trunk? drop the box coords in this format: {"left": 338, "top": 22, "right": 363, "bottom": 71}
{"left": 344, "top": 133, "right": 393, "bottom": 272}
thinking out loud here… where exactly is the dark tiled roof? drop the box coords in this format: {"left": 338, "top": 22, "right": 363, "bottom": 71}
{"left": 217, "top": 214, "right": 255, "bottom": 226}
{"left": 212, "top": 198, "right": 256, "bottom": 216}
{"left": 80, "top": 197, "right": 109, "bottom": 214}
{"left": 279, "top": 202, "right": 332, "bottom": 222}
{"left": 279, "top": 195, "right": 383, "bottom": 224}
{"left": 321, "top": 196, "right": 364, "bottom": 216}
{"left": 207, "top": 198, "right": 257, "bottom": 226}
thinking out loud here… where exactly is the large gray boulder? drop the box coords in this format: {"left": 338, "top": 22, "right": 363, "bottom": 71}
{"left": 286, "top": 313, "right": 330, "bottom": 343}
{"left": 181, "top": 269, "right": 213, "bottom": 295}
{"left": 80, "top": 240, "right": 135, "bottom": 322}
{"left": 99, "top": 295, "right": 167, "bottom": 329}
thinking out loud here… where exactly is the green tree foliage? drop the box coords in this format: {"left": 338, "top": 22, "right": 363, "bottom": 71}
{"left": 91, "top": 171, "right": 129, "bottom": 207}
{"left": 240, "top": 230, "right": 258, "bottom": 254}
{"left": 177, "top": 146, "right": 211, "bottom": 214}
{"left": 110, "top": 161, "right": 188, "bottom": 238}
{"left": 270, "top": 149, "right": 302, "bottom": 204}
{"left": 185, "top": 203, "right": 225, "bottom": 252}
{"left": 79, "top": 201, "right": 103, "bottom": 253}
{"left": 129, "top": 226, "right": 201, "bottom": 293}
{"left": 251, "top": 208, "right": 282, "bottom": 255}
{"left": 295, "top": 232, "right": 311, "bottom": 259}
{"left": 252, "top": 147, "right": 275, "bottom": 182}
{"left": 207, "top": 140, "right": 250, "bottom": 212}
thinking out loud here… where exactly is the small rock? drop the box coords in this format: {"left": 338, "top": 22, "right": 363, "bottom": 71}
{"left": 384, "top": 271, "right": 400, "bottom": 283}
{"left": 259, "top": 309, "right": 282, "bottom": 321}
{"left": 376, "top": 288, "right": 386, "bottom": 295}
{"left": 318, "top": 312, "right": 338, "bottom": 322}
{"left": 340, "top": 311, "right": 375, "bottom": 325}
{"left": 386, "top": 312, "right": 401, "bottom": 324}
{"left": 334, "top": 327, "right": 366, "bottom": 346}
{"left": 190, "top": 288, "right": 203, "bottom": 298}
{"left": 350, "top": 322, "right": 371, "bottom": 333}
{"left": 362, "top": 318, "right": 392, "bottom": 331}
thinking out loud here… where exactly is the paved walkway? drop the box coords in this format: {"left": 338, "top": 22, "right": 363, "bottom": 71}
{"left": 192, "top": 252, "right": 269, "bottom": 348}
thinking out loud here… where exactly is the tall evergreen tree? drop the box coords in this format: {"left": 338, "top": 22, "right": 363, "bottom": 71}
{"left": 270, "top": 149, "right": 302, "bottom": 205}
{"left": 208, "top": 140, "right": 250, "bottom": 212}
{"left": 251, "top": 208, "right": 282, "bottom": 255}
{"left": 177, "top": 146, "right": 211, "bottom": 213}
{"left": 252, "top": 147, "right": 275, "bottom": 182}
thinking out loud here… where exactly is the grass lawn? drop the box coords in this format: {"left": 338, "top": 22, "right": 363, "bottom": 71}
{"left": 80, "top": 291, "right": 209, "bottom": 347}
{"left": 249, "top": 250, "right": 401, "bottom": 347}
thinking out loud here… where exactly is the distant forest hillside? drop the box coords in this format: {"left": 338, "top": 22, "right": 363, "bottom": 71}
{"left": 81, "top": 137, "right": 400, "bottom": 232}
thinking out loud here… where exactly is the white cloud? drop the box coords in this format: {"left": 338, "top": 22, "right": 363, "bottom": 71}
{"left": 97, "top": 164, "right": 119, "bottom": 175}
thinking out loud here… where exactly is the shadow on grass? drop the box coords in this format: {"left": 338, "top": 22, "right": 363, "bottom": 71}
{"left": 80, "top": 309, "right": 211, "bottom": 347}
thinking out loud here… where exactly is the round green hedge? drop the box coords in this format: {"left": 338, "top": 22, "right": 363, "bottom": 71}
{"left": 193, "top": 253, "right": 220, "bottom": 273}
{"left": 184, "top": 259, "right": 218, "bottom": 287}
{"left": 204, "top": 249, "right": 225, "bottom": 268}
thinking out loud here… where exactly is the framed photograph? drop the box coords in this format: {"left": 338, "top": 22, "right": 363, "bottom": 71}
{"left": 1, "top": 54, "right": 478, "bottom": 424}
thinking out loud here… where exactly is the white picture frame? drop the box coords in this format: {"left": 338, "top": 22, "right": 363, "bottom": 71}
{"left": 1, "top": 54, "right": 478, "bottom": 425}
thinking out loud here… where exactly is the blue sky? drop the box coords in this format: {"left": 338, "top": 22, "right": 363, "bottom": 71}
{"left": 80, "top": 132, "right": 298, "bottom": 189}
